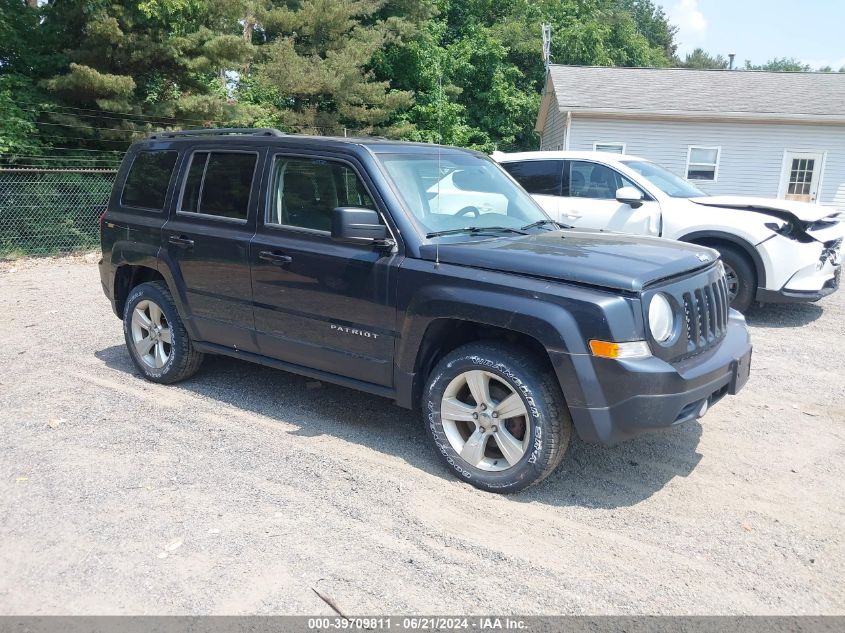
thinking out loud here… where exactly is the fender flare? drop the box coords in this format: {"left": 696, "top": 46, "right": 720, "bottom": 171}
{"left": 679, "top": 230, "right": 766, "bottom": 289}
{"left": 111, "top": 242, "right": 199, "bottom": 339}
{"left": 393, "top": 283, "right": 638, "bottom": 410}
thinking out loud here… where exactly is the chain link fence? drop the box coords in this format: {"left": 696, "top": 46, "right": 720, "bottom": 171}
{"left": 0, "top": 168, "right": 117, "bottom": 258}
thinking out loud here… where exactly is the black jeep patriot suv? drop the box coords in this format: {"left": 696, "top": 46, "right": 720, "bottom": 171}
{"left": 100, "top": 128, "right": 752, "bottom": 493}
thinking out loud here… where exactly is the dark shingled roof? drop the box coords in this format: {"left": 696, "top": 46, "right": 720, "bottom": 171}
{"left": 545, "top": 65, "right": 845, "bottom": 122}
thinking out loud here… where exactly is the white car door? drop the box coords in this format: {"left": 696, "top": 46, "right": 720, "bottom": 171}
{"left": 561, "top": 160, "right": 661, "bottom": 236}
{"left": 499, "top": 159, "right": 563, "bottom": 219}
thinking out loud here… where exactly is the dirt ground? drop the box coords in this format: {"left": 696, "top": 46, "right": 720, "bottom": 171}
{"left": 0, "top": 255, "right": 843, "bottom": 615}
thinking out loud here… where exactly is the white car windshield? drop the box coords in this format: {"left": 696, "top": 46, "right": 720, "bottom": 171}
{"left": 622, "top": 160, "right": 707, "bottom": 199}
{"left": 377, "top": 152, "right": 551, "bottom": 236}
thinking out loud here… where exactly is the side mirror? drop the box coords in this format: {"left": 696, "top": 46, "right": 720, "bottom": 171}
{"left": 616, "top": 186, "right": 644, "bottom": 208}
{"left": 331, "top": 207, "right": 389, "bottom": 245}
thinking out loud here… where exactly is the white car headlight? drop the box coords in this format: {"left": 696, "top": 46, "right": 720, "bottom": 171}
{"left": 649, "top": 293, "right": 674, "bottom": 343}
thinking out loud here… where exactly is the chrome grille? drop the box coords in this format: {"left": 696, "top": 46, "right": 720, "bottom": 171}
{"left": 681, "top": 273, "right": 730, "bottom": 356}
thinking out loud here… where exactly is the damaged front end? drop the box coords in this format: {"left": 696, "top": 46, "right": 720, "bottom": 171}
{"left": 693, "top": 198, "right": 843, "bottom": 303}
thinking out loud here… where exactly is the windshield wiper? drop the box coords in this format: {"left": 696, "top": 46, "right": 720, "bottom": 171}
{"left": 425, "top": 226, "right": 528, "bottom": 238}
{"left": 520, "top": 219, "right": 571, "bottom": 231}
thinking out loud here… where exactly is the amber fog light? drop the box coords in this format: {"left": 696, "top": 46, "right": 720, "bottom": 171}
{"left": 649, "top": 293, "right": 674, "bottom": 343}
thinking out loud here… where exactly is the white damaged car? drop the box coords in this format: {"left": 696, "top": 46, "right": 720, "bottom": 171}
{"left": 494, "top": 151, "right": 843, "bottom": 312}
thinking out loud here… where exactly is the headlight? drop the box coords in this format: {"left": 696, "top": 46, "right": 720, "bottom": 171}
{"left": 649, "top": 293, "right": 674, "bottom": 343}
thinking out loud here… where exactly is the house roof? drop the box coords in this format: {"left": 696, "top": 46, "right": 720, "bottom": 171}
{"left": 538, "top": 65, "right": 845, "bottom": 129}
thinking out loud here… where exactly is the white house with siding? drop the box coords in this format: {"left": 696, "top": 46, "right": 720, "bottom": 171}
{"left": 535, "top": 65, "right": 845, "bottom": 208}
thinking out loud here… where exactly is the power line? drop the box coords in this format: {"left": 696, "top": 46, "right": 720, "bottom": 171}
{"left": 2, "top": 156, "right": 121, "bottom": 163}
{"left": 13, "top": 105, "right": 217, "bottom": 129}
{"left": 12, "top": 100, "right": 229, "bottom": 126}
{"left": 35, "top": 144, "right": 128, "bottom": 151}
{"left": 35, "top": 120, "right": 147, "bottom": 135}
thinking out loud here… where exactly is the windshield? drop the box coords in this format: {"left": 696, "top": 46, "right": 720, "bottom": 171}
{"left": 376, "top": 152, "right": 550, "bottom": 236}
{"left": 621, "top": 160, "right": 707, "bottom": 198}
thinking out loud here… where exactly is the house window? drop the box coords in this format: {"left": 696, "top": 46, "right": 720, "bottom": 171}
{"left": 593, "top": 142, "right": 626, "bottom": 154}
{"left": 686, "top": 146, "right": 720, "bottom": 181}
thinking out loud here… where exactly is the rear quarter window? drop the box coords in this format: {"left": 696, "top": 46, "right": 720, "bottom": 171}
{"left": 121, "top": 150, "right": 179, "bottom": 211}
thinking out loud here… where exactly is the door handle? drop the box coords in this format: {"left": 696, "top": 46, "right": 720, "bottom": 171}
{"left": 168, "top": 235, "right": 194, "bottom": 249}
{"left": 562, "top": 211, "right": 582, "bottom": 220}
{"left": 259, "top": 251, "right": 293, "bottom": 266}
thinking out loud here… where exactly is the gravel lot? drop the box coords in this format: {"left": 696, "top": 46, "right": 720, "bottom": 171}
{"left": 0, "top": 255, "right": 843, "bottom": 615}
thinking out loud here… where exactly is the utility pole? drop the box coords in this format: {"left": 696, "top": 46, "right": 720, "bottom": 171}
{"left": 542, "top": 23, "right": 552, "bottom": 71}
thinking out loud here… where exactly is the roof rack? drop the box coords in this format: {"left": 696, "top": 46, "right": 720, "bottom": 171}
{"left": 148, "top": 128, "right": 285, "bottom": 140}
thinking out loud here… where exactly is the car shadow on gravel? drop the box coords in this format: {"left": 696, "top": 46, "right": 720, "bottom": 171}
{"left": 518, "top": 422, "right": 704, "bottom": 508}
{"left": 744, "top": 302, "right": 824, "bottom": 328}
{"left": 95, "top": 344, "right": 704, "bottom": 508}
{"left": 94, "top": 345, "right": 453, "bottom": 483}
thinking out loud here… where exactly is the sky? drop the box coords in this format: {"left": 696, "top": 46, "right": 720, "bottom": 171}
{"left": 665, "top": 0, "right": 845, "bottom": 69}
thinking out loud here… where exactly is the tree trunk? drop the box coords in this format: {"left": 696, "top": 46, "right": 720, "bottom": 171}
{"left": 243, "top": 15, "right": 256, "bottom": 44}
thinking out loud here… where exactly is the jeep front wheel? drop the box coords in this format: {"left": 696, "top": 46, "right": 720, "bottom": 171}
{"left": 422, "top": 342, "right": 571, "bottom": 493}
{"left": 123, "top": 281, "right": 204, "bottom": 384}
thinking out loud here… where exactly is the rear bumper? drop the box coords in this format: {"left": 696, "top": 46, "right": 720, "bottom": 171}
{"left": 98, "top": 258, "right": 120, "bottom": 318}
{"left": 553, "top": 312, "right": 752, "bottom": 446}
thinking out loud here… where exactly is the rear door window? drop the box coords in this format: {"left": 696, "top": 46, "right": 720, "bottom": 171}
{"left": 179, "top": 151, "right": 258, "bottom": 221}
{"left": 501, "top": 160, "right": 563, "bottom": 196}
{"left": 121, "top": 150, "right": 178, "bottom": 210}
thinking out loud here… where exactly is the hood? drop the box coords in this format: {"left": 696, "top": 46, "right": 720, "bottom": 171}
{"left": 419, "top": 230, "right": 718, "bottom": 293}
{"left": 691, "top": 195, "right": 843, "bottom": 223}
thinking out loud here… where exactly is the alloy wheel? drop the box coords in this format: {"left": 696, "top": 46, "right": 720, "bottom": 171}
{"left": 130, "top": 299, "right": 172, "bottom": 369}
{"left": 723, "top": 262, "right": 739, "bottom": 302}
{"left": 440, "top": 370, "right": 531, "bottom": 472}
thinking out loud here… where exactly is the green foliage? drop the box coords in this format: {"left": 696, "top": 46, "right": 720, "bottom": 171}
{"left": 4, "top": 0, "right": 680, "bottom": 157}
{"left": 0, "top": 75, "right": 46, "bottom": 155}
{"left": 745, "top": 57, "right": 812, "bottom": 72}
{"left": 679, "top": 48, "right": 729, "bottom": 70}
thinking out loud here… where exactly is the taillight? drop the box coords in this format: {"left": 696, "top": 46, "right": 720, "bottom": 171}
{"left": 99, "top": 211, "right": 107, "bottom": 231}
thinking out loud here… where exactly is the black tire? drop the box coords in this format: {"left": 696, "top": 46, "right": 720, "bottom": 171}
{"left": 122, "top": 281, "right": 204, "bottom": 384}
{"left": 422, "top": 342, "right": 571, "bottom": 494}
{"left": 715, "top": 245, "right": 756, "bottom": 313}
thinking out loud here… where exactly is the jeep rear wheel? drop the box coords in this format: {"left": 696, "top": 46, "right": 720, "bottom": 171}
{"left": 123, "top": 281, "right": 204, "bottom": 384}
{"left": 423, "top": 342, "right": 571, "bottom": 493}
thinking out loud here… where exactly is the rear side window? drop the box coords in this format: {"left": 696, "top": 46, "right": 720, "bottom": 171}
{"left": 121, "top": 150, "right": 178, "bottom": 210}
{"left": 501, "top": 160, "right": 562, "bottom": 196}
{"left": 179, "top": 151, "right": 258, "bottom": 221}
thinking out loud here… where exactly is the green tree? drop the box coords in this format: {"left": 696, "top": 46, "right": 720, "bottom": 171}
{"left": 745, "top": 57, "right": 811, "bottom": 72}
{"left": 679, "top": 48, "right": 729, "bottom": 70}
{"left": 244, "top": 0, "right": 428, "bottom": 135}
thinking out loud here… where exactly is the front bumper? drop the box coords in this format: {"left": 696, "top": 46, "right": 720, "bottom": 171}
{"left": 757, "top": 265, "right": 840, "bottom": 303}
{"left": 756, "top": 231, "right": 842, "bottom": 304}
{"left": 553, "top": 312, "right": 752, "bottom": 446}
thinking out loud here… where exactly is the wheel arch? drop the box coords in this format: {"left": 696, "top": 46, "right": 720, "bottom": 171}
{"left": 680, "top": 230, "right": 766, "bottom": 289}
{"left": 401, "top": 316, "right": 573, "bottom": 412}
{"left": 113, "top": 264, "right": 166, "bottom": 318}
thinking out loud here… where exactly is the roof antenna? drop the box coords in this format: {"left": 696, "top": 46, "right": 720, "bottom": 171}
{"left": 435, "top": 67, "right": 443, "bottom": 268}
